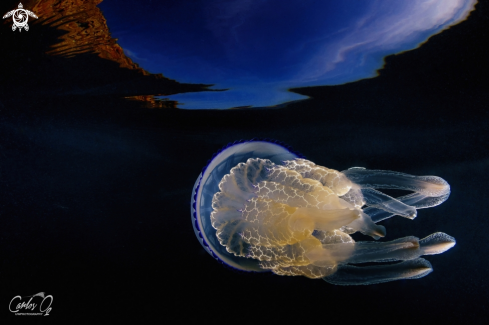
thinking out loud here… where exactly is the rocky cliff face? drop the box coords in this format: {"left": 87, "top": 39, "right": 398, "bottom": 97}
{"left": 32, "top": 0, "right": 154, "bottom": 75}
{"left": 4, "top": 0, "right": 149, "bottom": 73}
{"left": 0, "top": 0, "right": 208, "bottom": 103}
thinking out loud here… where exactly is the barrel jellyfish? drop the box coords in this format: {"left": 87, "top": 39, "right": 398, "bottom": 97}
{"left": 191, "top": 139, "right": 455, "bottom": 285}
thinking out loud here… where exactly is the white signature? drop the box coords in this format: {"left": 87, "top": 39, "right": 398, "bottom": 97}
{"left": 9, "top": 292, "right": 53, "bottom": 316}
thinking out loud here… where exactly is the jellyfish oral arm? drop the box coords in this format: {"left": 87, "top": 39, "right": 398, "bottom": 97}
{"left": 361, "top": 188, "right": 417, "bottom": 219}
{"left": 341, "top": 168, "right": 450, "bottom": 223}
{"left": 364, "top": 191, "right": 451, "bottom": 223}
{"left": 341, "top": 168, "right": 450, "bottom": 197}
{"left": 306, "top": 232, "right": 455, "bottom": 266}
{"left": 323, "top": 258, "right": 434, "bottom": 286}
{"left": 320, "top": 232, "right": 456, "bottom": 285}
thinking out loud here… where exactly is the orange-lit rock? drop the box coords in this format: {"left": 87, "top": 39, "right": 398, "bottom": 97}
{"left": 0, "top": 0, "right": 209, "bottom": 103}
{"left": 30, "top": 0, "right": 151, "bottom": 74}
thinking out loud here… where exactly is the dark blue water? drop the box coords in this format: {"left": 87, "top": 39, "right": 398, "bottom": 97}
{"left": 0, "top": 0, "right": 488, "bottom": 322}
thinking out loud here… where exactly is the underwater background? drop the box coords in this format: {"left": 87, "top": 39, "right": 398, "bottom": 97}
{"left": 0, "top": 0, "right": 488, "bottom": 322}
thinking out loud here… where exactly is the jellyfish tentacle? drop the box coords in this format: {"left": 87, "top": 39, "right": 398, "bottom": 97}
{"left": 305, "top": 236, "right": 419, "bottom": 267}
{"left": 419, "top": 232, "right": 456, "bottom": 255}
{"left": 400, "top": 191, "right": 451, "bottom": 209}
{"left": 361, "top": 188, "right": 417, "bottom": 219}
{"left": 364, "top": 191, "right": 451, "bottom": 223}
{"left": 344, "top": 211, "right": 386, "bottom": 240}
{"left": 342, "top": 168, "right": 450, "bottom": 197}
{"left": 322, "top": 258, "right": 433, "bottom": 285}
{"left": 343, "top": 236, "right": 423, "bottom": 264}
{"left": 305, "top": 233, "right": 455, "bottom": 268}
{"left": 342, "top": 168, "right": 450, "bottom": 223}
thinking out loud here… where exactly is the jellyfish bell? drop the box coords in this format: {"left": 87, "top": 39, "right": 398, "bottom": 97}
{"left": 191, "top": 139, "right": 456, "bottom": 285}
{"left": 191, "top": 139, "right": 303, "bottom": 272}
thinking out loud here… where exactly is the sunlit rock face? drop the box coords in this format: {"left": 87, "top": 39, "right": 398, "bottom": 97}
{"left": 1, "top": 0, "right": 209, "bottom": 100}
{"left": 100, "top": 0, "right": 477, "bottom": 108}
{"left": 16, "top": 0, "right": 147, "bottom": 72}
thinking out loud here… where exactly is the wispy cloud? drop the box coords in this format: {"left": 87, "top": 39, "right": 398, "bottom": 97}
{"left": 297, "top": 0, "right": 477, "bottom": 84}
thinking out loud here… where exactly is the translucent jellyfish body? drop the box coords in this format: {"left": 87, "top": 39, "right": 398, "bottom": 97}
{"left": 191, "top": 140, "right": 455, "bottom": 285}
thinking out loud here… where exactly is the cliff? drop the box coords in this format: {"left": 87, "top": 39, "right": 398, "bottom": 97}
{"left": 0, "top": 0, "right": 209, "bottom": 103}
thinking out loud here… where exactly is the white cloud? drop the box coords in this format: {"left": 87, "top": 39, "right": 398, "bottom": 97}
{"left": 297, "top": 0, "right": 477, "bottom": 84}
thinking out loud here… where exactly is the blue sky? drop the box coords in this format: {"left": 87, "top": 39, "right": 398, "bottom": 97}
{"left": 99, "top": 0, "right": 477, "bottom": 109}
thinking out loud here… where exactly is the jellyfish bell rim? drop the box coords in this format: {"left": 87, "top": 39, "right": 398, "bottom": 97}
{"left": 191, "top": 139, "right": 304, "bottom": 272}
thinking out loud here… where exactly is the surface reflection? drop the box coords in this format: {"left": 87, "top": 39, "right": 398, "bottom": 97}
{"left": 100, "top": 0, "right": 477, "bottom": 109}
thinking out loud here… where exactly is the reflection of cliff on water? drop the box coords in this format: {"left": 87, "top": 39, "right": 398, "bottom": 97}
{"left": 0, "top": 0, "right": 209, "bottom": 107}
